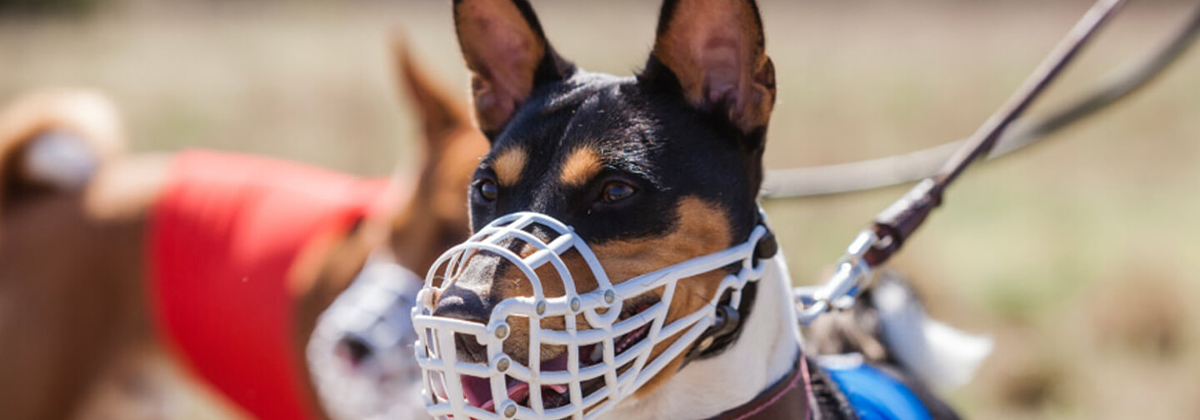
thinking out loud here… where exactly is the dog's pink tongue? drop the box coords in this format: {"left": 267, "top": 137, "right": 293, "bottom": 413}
{"left": 463, "top": 353, "right": 574, "bottom": 412}
{"left": 488, "top": 382, "right": 530, "bottom": 411}
{"left": 461, "top": 376, "right": 493, "bottom": 409}
{"left": 540, "top": 352, "right": 571, "bottom": 395}
{"left": 464, "top": 376, "right": 532, "bottom": 412}
{"left": 460, "top": 352, "right": 573, "bottom": 412}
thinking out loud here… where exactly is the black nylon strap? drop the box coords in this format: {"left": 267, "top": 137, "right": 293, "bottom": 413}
{"left": 806, "top": 358, "right": 859, "bottom": 420}
{"left": 681, "top": 219, "right": 777, "bottom": 366}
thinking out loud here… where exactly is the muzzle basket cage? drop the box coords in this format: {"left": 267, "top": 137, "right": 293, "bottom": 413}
{"left": 412, "top": 212, "right": 769, "bottom": 420}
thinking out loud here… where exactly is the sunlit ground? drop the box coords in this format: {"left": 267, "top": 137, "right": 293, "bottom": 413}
{"left": 3, "top": 1, "right": 1200, "bottom": 419}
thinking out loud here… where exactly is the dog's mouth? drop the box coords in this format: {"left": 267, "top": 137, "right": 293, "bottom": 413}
{"left": 448, "top": 298, "right": 658, "bottom": 414}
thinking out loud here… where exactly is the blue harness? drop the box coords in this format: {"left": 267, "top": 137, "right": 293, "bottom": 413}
{"left": 819, "top": 356, "right": 933, "bottom": 420}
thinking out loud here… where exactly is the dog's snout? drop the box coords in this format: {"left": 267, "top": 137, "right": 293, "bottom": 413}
{"left": 432, "top": 250, "right": 508, "bottom": 323}
{"left": 335, "top": 335, "right": 374, "bottom": 367}
{"left": 432, "top": 285, "right": 493, "bottom": 363}
{"left": 516, "top": 223, "right": 560, "bottom": 246}
{"left": 432, "top": 284, "right": 491, "bottom": 323}
{"left": 428, "top": 238, "right": 554, "bottom": 364}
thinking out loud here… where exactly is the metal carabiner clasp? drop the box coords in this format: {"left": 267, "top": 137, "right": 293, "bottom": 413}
{"left": 794, "top": 229, "right": 878, "bottom": 325}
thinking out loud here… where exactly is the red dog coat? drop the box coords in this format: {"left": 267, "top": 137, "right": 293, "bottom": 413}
{"left": 148, "top": 150, "right": 393, "bottom": 420}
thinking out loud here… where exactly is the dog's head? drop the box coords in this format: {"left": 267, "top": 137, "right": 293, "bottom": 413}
{"left": 417, "top": 0, "right": 776, "bottom": 417}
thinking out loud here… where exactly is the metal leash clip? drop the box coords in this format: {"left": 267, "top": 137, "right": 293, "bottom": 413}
{"left": 794, "top": 229, "right": 879, "bottom": 325}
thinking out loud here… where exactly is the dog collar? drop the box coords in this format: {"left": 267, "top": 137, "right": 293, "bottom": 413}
{"left": 149, "top": 150, "right": 393, "bottom": 420}
{"left": 706, "top": 356, "right": 812, "bottom": 420}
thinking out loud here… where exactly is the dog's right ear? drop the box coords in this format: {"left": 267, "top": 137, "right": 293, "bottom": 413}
{"left": 0, "top": 90, "right": 124, "bottom": 212}
{"left": 453, "top": 0, "right": 573, "bottom": 138}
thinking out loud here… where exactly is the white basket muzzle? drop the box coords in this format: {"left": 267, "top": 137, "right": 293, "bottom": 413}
{"left": 412, "top": 212, "right": 768, "bottom": 420}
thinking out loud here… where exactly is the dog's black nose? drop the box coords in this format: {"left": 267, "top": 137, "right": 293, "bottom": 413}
{"left": 433, "top": 284, "right": 491, "bottom": 324}
{"left": 336, "top": 334, "right": 374, "bottom": 367}
{"left": 433, "top": 284, "right": 493, "bottom": 363}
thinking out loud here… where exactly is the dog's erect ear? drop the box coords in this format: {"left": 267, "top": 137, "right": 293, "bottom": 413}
{"left": 388, "top": 32, "right": 489, "bottom": 275}
{"left": 392, "top": 32, "right": 473, "bottom": 153}
{"left": 0, "top": 90, "right": 124, "bottom": 212}
{"left": 453, "top": 0, "right": 572, "bottom": 137}
{"left": 644, "top": 0, "right": 776, "bottom": 136}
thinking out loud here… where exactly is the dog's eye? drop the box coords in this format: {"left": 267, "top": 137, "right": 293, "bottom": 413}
{"left": 478, "top": 179, "right": 499, "bottom": 202}
{"left": 601, "top": 182, "right": 636, "bottom": 204}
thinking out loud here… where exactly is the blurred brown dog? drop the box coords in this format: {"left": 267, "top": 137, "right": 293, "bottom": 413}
{"left": 0, "top": 40, "right": 486, "bottom": 420}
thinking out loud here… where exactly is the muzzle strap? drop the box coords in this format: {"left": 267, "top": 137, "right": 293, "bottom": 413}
{"left": 683, "top": 216, "right": 777, "bottom": 366}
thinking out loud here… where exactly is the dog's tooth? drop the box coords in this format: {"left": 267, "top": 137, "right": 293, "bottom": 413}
{"left": 590, "top": 344, "right": 603, "bottom": 363}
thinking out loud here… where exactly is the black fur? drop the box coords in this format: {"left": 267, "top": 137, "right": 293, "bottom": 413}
{"left": 470, "top": 71, "right": 765, "bottom": 246}
{"left": 446, "top": 0, "right": 771, "bottom": 371}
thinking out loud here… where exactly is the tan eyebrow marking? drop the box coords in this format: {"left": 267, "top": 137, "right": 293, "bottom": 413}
{"left": 492, "top": 145, "right": 528, "bottom": 187}
{"left": 559, "top": 147, "right": 603, "bottom": 187}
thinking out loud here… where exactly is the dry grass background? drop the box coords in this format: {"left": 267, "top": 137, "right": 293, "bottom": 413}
{"left": 3, "top": 0, "right": 1200, "bottom": 419}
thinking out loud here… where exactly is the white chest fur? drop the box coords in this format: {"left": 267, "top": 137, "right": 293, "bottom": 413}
{"left": 603, "top": 256, "right": 803, "bottom": 420}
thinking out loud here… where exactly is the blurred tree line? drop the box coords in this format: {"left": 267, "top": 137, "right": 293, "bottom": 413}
{"left": 0, "top": 0, "right": 100, "bottom": 15}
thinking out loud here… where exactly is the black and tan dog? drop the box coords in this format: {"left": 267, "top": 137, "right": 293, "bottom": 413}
{"left": 0, "top": 40, "right": 486, "bottom": 420}
{"left": 415, "top": 0, "right": 979, "bottom": 419}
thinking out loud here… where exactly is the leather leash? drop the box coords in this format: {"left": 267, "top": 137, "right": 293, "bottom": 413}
{"left": 796, "top": 0, "right": 1132, "bottom": 329}
{"left": 862, "top": 0, "right": 1127, "bottom": 268}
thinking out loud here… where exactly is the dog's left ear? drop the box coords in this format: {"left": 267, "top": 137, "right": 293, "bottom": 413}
{"left": 392, "top": 32, "right": 473, "bottom": 151}
{"left": 644, "top": 0, "right": 776, "bottom": 137}
{"left": 388, "top": 32, "right": 489, "bottom": 275}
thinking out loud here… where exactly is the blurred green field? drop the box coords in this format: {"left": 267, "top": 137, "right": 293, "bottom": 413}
{"left": 3, "top": 1, "right": 1200, "bottom": 419}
